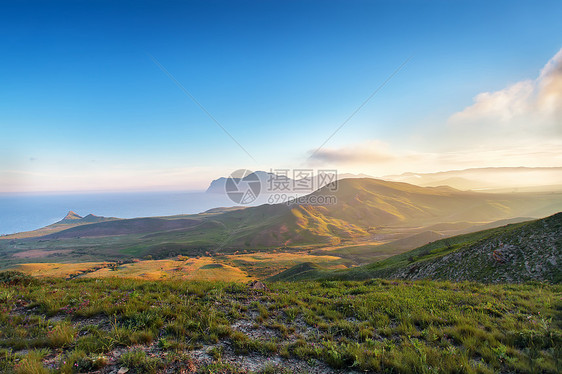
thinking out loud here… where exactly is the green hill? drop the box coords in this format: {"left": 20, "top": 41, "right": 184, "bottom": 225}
{"left": 2, "top": 179, "right": 562, "bottom": 267}
{"left": 190, "top": 178, "right": 562, "bottom": 248}
{"left": 274, "top": 212, "right": 562, "bottom": 283}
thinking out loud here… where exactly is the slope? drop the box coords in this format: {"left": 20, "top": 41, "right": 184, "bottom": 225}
{"left": 276, "top": 213, "right": 561, "bottom": 283}
{"left": 2, "top": 179, "right": 562, "bottom": 267}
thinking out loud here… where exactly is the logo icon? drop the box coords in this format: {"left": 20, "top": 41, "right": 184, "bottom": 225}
{"left": 225, "top": 169, "right": 261, "bottom": 204}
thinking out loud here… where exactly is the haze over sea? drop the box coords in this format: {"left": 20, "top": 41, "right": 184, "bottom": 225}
{"left": 0, "top": 191, "right": 253, "bottom": 235}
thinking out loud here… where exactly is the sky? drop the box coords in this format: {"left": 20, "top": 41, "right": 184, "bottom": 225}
{"left": 1, "top": 0, "right": 561, "bottom": 193}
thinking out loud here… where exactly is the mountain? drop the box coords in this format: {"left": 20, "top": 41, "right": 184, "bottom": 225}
{"left": 378, "top": 212, "right": 562, "bottom": 283}
{"left": 1, "top": 212, "right": 118, "bottom": 240}
{"left": 2, "top": 178, "right": 562, "bottom": 265}
{"left": 274, "top": 213, "right": 562, "bottom": 283}
{"left": 384, "top": 167, "right": 562, "bottom": 192}
{"left": 299, "top": 177, "right": 561, "bottom": 227}
{"left": 58, "top": 211, "right": 83, "bottom": 223}
{"left": 140, "top": 178, "right": 562, "bottom": 251}
{"left": 57, "top": 211, "right": 111, "bottom": 225}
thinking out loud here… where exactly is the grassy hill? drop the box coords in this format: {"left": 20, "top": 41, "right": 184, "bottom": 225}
{"left": 2, "top": 178, "right": 562, "bottom": 271}
{"left": 152, "top": 178, "right": 562, "bottom": 249}
{"left": 274, "top": 212, "right": 562, "bottom": 283}
{"left": 0, "top": 275, "right": 559, "bottom": 373}
{"left": 1, "top": 211, "right": 119, "bottom": 239}
{"left": 317, "top": 230, "right": 445, "bottom": 263}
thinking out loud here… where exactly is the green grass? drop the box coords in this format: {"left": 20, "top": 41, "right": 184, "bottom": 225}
{"left": 272, "top": 213, "right": 561, "bottom": 283}
{"left": 4, "top": 178, "right": 562, "bottom": 272}
{"left": 0, "top": 273, "right": 560, "bottom": 373}
{"left": 350, "top": 223, "right": 527, "bottom": 277}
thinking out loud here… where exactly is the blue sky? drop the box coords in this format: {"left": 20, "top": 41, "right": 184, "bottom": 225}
{"left": 1, "top": 0, "right": 561, "bottom": 192}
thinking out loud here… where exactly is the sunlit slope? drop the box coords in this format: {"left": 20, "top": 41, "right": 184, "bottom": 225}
{"left": 12, "top": 258, "right": 253, "bottom": 282}
{"left": 275, "top": 212, "right": 562, "bottom": 283}
{"left": 362, "top": 212, "right": 562, "bottom": 283}
{"left": 307, "top": 178, "right": 561, "bottom": 225}
{"left": 2, "top": 179, "right": 562, "bottom": 264}
{"left": 196, "top": 178, "right": 562, "bottom": 248}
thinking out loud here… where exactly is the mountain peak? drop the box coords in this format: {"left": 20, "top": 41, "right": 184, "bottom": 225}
{"left": 63, "top": 211, "right": 82, "bottom": 220}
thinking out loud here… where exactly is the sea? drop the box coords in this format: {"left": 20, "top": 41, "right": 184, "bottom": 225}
{"left": 0, "top": 191, "right": 268, "bottom": 235}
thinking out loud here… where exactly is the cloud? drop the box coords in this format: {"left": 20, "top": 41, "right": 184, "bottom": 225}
{"left": 308, "top": 140, "right": 399, "bottom": 165}
{"left": 307, "top": 139, "right": 562, "bottom": 174}
{"left": 537, "top": 49, "right": 562, "bottom": 114}
{"left": 449, "top": 48, "right": 562, "bottom": 136}
{"left": 308, "top": 49, "right": 562, "bottom": 174}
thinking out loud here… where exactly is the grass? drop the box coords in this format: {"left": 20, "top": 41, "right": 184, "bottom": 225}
{"left": 4, "top": 178, "right": 561, "bottom": 272}
{"left": 10, "top": 263, "right": 112, "bottom": 279}
{"left": 271, "top": 214, "right": 561, "bottom": 283}
{"left": 0, "top": 272, "right": 560, "bottom": 373}
{"left": 11, "top": 258, "right": 253, "bottom": 282}
{"left": 222, "top": 251, "right": 348, "bottom": 278}
{"left": 80, "top": 257, "right": 253, "bottom": 282}
{"left": 119, "top": 349, "right": 163, "bottom": 373}
{"left": 9, "top": 251, "right": 350, "bottom": 281}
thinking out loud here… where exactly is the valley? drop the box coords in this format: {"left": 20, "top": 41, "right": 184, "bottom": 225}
{"left": 1, "top": 178, "right": 561, "bottom": 373}
{"left": 1, "top": 178, "right": 561, "bottom": 283}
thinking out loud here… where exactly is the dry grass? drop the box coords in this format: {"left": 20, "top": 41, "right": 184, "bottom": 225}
{"left": 80, "top": 257, "right": 252, "bottom": 282}
{"left": 11, "top": 251, "right": 348, "bottom": 281}
{"left": 12, "top": 262, "right": 111, "bottom": 278}
{"left": 224, "top": 251, "right": 347, "bottom": 278}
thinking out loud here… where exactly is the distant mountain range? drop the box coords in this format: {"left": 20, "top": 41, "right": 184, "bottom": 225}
{"left": 3, "top": 178, "right": 562, "bottom": 259}
{"left": 383, "top": 167, "right": 562, "bottom": 192}
{"left": 206, "top": 167, "right": 562, "bottom": 196}
{"left": 193, "top": 177, "right": 562, "bottom": 249}
{"left": 2, "top": 177, "right": 562, "bottom": 283}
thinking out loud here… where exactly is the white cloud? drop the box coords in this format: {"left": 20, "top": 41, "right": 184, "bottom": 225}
{"left": 308, "top": 49, "right": 562, "bottom": 174}
{"left": 537, "top": 49, "right": 562, "bottom": 115}
{"left": 308, "top": 140, "right": 400, "bottom": 165}
{"left": 449, "top": 48, "right": 562, "bottom": 136}
{"left": 308, "top": 139, "right": 562, "bottom": 173}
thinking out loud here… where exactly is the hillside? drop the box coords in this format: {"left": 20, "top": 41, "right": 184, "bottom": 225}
{"left": 1, "top": 276, "right": 559, "bottom": 373}
{"left": 306, "top": 178, "right": 561, "bottom": 225}
{"left": 2, "top": 179, "right": 562, "bottom": 270}
{"left": 200, "top": 178, "right": 562, "bottom": 248}
{"left": 317, "top": 230, "right": 445, "bottom": 263}
{"left": 0, "top": 211, "right": 118, "bottom": 239}
{"left": 369, "top": 212, "right": 562, "bottom": 283}
{"left": 275, "top": 213, "right": 562, "bottom": 283}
